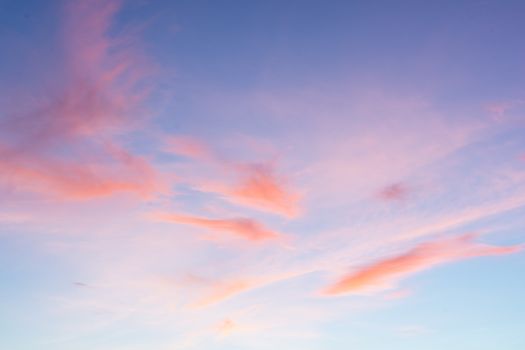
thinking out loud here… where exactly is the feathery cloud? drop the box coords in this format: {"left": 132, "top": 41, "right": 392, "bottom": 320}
{"left": 0, "top": 0, "right": 163, "bottom": 199}
{"left": 164, "top": 135, "right": 300, "bottom": 217}
{"left": 322, "top": 234, "right": 522, "bottom": 296}
{"left": 152, "top": 212, "right": 282, "bottom": 242}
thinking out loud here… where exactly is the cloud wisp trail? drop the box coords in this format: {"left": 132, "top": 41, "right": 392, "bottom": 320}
{"left": 322, "top": 234, "right": 522, "bottom": 296}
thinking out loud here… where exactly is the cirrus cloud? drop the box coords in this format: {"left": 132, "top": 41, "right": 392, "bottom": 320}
{"left": 322, "top": 234, "right": 522, "bottom": 296}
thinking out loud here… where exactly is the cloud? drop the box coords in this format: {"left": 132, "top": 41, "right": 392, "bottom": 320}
{"left": 486, "top": 99, "right": 524, "bottom": 121}
{"left": 216, "top": 318, "right": 238, "bottom": 336}
{"left": 322, "top": 234, "right": 522, "bottom": 296}
{"left": 152, "top": 212, "right": 282, "bottom": 242}
{"left": 0, "top": 211, "right": 30, "bottom": 223}
{"left": 376, "top": 182, "right": 410, "bottom": 201}
{"left": 185, "top": 269, "right": 312, "bottom": 309}
{"left": 164, "top": 136, "right": 214, "bottom": 161}
{"left": 383, "top": 288, "right": 412, "bottom": 300}
{"left": 0, "top": 0, "right": 163, "bottom": 200}
{"left": 163, "top": 135, "right": 300, "bottom": 217}
{"left": 193, "top": 280, "right": 255, "bottom": 308}
{"left": 0, "top": 142, "right": 162, "bottom": 200}
{"left": 220, "top": 162, "right": 301, "bottom": 218}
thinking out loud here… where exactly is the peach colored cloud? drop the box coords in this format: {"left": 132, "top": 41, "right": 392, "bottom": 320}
{"left": 193, "top": 279, "right": 255, "bottom": 308}
{"left": 186, "top": 270, "right": 311, "bottom": 309}
{"left": 224, "top": 162, "right": 301, "bottom": 218}
{"left": 163, "top": 135, "right": 300, "bottom": 217}
{"left": 0, "top": 142, "right": 162, "bottom": 199}
{"left": 168, "top": 141, "right": 300, "bottom": 217}
{"left": 0, "top": 0, "right": 163, "bottom": 199}
{"left": 216, "top": 318, "right": 238, "bottom": 336}
{"left": 152, "top": 212, "right": 281, "bottom": 242}
{"left": 322, "top": 234, "right": 522, "bottom": 296}
{"left": 0, "top": 157, "right": 155, "bottom": 199}
{"left": 194, "top": 163, "right": 301, "bottom": 218}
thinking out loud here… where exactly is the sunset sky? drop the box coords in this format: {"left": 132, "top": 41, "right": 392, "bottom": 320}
{"left": 1, "top": 1, "right": 525, "bottom": 349}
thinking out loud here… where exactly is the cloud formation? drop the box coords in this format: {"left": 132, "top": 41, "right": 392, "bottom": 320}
{"left": 152, "top": 212, "right": 282, "bottom": 242}
{"left": 0, "top": 0, "right": 162, "bottom": 200}
{"left": 322, "top": 234, "right": 522, "bottom": 296}
{"left": 194, "top": 279, "right": 255, "bottom": 308}
{"left": 164, "top": 136, "right": 214, "bottom": 161}
{"left": 165, "top": 136, "right": 300, "bottom": 217}
{"left": 376, "top": 182, "right": 410, "bottom": 201}
{"left": 221, "top": 162, "right": 301, "bottom": 218}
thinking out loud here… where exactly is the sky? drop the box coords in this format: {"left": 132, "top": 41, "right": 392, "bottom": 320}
{"left": 1, "top": 0, "right": 525, "bottom": 349}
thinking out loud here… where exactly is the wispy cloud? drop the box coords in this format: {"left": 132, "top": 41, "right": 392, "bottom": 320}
{"left": 215, "top": 318, "right": 238, "bottom": 336}
{"left": 212, "top": 162, "right": 301, "bottom": 218}
{"left": 164, "top": 136, "right": 214, "bottom": 161}
{"left": 0, "top": 143, "right": 161, "bottom": 199}
{"left": 165, "top": 136, "right": 301, "bottom": 217}
{"left": 193, "top": 279, "right": 255, "bottom": 308}
{"left": 152, "top": 212, "right": 282, "bottom": 242}
{"left": 0, "top": 0, "right": 163, "bottom": 200}
{"left": 376, "top": 182, "right": 410, "bottom": 201}
{"left": 322, "top": 234, "right": 522, "bottom": 296}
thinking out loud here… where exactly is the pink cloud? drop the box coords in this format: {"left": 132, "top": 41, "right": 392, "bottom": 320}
{"left": 486, "top": 102, "right": 511, "bottom": 121}
{"left": 193, "top": 279, "right": 254, "bottom": 308}
{"left": 383, "top": 288, "right": 412, "bottom": 300}
{"left": 164, "top": 136, "right": 214, "bottom": 160}
{"left": 0, "top": 0, "right": 164, "bottom": 199}
{"left": 163, "top": 135, "right": 300, "bottom": 217}
{"left": 377, "top": 182, "right": 410, "bottom": 201}
{"left": 322, "top": 234, "right": 522, "bottom": 296}
{"left": 184, "top": 270, "right": 309, "bottom": 309}
{"left": 152, "top": 212, "right": 282, "bottom": 242}
{"left": 486, "top": 99, "right": 524, "bottom": 121}
{"left": 0, "top": 152, "right": 159, "bottom": 199}
{"left": 223, "top": 162, "right": 301, "bottom": 218}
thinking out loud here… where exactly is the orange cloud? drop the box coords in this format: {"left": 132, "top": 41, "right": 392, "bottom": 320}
{"left": 195, "top": 162, "right": 301, "bottom": 218}
{"left": 224, "top": 162, "right": 300, "bottom": 218}
{"left": 153, "top": 212, "right": 282, "bottom": 242}
{"left": 322, "top": 234, "right": 522, "bottom": 296}
{"left": 163, "top": 136, "right": 300, "bottom": 217}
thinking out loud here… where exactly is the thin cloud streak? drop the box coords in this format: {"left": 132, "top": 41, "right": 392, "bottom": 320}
{"left": 152, "top": 212, "right": 282, "bottom": 242}
{"left": 322, "top": 234, "right": 522, "bottom": 296}
{"left": 164, "top": 136, "right": 214, "bottom": 161}
{"left": 193, "top": 279, "right": 255, "bottom": 308}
